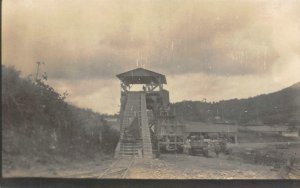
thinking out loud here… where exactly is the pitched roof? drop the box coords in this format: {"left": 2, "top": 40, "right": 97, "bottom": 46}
{"left": 184, "top": 121, "right": 238, "bottom": 133}
{"left": 116, "top": 68, "right": 167, "bottom": 84}
{"left": 245, "top": 125, "right": 289, "bottom": 132}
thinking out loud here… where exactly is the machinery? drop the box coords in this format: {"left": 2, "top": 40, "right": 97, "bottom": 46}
{"left": 188, "top": 137, "right": 215, "bottom": 157}
{"left": 156, "top": 106, "right": 185, "bottom": 153}
{"left": 186, "top": 136, "right": 231, "bottom": 157}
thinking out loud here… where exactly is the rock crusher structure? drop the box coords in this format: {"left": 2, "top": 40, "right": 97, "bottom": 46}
{"left": 114, "top": 68, "right": 185, "bottom": 159}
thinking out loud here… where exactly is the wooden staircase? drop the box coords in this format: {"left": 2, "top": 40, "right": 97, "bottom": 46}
{"left": 139, "top": 93, "right": 153, "bottom": 159}
{"left": 115, "top": 92, "right": 153, "bottom": 159}
{"left": 119, "top": 128, "right": 142, "bottom": 156}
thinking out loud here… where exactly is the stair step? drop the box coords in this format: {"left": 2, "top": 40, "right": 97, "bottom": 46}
{"left": 120, "top": 153, "right": 138, "bottom": 155}
{"left": 120, "top": 151, "right": 138, "bottom": 153}
{"left": 121, "top": 146, "right": 139, "bottom": 148}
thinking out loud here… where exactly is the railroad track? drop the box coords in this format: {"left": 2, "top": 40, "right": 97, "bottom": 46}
{"left": 98, "top": 156, "right": 135, "bottom": 179}
{"left": 59, "top": 157, "right": 135, "bottom": 178}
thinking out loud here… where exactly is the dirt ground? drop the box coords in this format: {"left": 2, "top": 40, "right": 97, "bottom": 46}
{"left": 3, "top": 154, "right": 278, "bottom": 179}
{"left": 3, "top": 143, "right": 300, "bottom": 179}
{"left": 128, "top": 142, "right": 300, "bottom": 179}
{"left": 127, "top": 154, "right": 279, "bottom": 179}
{"left": 2, "top": 154, "right": 113, "bottom": 178}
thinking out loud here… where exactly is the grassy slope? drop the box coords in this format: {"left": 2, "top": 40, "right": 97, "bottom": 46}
{"left": 2, "top": 66, "right": 119, "bottom": 169}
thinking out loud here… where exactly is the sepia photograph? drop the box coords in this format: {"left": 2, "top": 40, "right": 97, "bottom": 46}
{"left": 2, "top": 0, "right": 300, "bottom": 180}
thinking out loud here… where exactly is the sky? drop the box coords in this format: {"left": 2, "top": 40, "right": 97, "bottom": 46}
{"left": 3, "top": 0, "right": 300, "bottom": 114}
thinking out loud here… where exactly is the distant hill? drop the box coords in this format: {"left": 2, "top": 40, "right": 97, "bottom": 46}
{"left": 172, "top": 82, "right": 300, "bottom": 125}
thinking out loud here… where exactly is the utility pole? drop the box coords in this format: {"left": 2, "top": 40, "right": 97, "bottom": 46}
{"left": 35, "top": 61, "right": 44, "bottom": 80}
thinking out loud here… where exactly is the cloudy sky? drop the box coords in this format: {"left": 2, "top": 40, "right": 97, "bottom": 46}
{"left": 3, "top": 0, "right": 300, "bottom": 114}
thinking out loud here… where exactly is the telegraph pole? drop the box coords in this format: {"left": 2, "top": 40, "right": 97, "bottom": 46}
{"left": 35, "top": 61, "right": 44, "bottom": 80}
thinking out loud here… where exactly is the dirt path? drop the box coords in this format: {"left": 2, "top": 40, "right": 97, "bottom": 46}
{"left": 127, "top": 154, "right": 279, "bottom": 179}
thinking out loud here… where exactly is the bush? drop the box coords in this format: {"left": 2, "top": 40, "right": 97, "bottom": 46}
{"left": 2, "top": 65, "right": 119, "bottom": 165}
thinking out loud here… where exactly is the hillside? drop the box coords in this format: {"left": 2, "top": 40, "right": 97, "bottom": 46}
{"left": 2, "top": 65, "right": 119, "bottom": 171}
{"left": 173, "top": 82, "right": 300, "bottom": 125}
